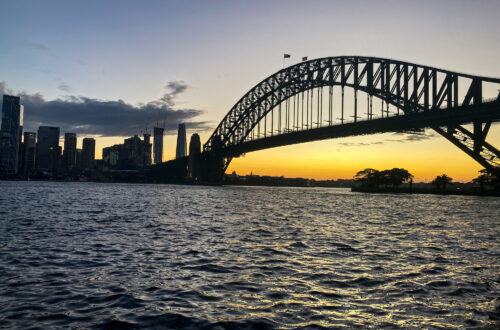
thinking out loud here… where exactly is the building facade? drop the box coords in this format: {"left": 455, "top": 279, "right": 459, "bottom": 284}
{"left": 20, "top": 132, "right": 36, "bottom": 176}
{"left": 176, "top": 123, "right": 186, "bottom": 159}
{"left": 81, "top": 137, "right": 95, "bottom": 169}
{"left": 63, "top": 133, "right": 77, "bottom": 171}
{"left": 0, "top": 95, "right": 23, "bottom": 175}
{"left": 188, "top": 133, "right": 201, "bottom": 181}
{"left": 102, "top": 134, "right": 152, "bottom": 170}
{"left": 153, "top": 127, "right": 164, "bottom": 164}
{"left": 36, "top": 126, "right": 60, "bottom": 171}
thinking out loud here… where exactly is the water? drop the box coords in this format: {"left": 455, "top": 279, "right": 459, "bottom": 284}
{"left": 0, "top": 181, "right": 499, "bottom": 329}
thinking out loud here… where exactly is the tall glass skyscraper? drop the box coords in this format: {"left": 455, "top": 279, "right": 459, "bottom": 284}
{"left": 0, "top": 95, "right": 23, "bottom": 175}
{"left": 153, "top": 127, "right": 164, "bottom": 164}
{"left": 175, "top": 123, "right": 187, "bottom": 159}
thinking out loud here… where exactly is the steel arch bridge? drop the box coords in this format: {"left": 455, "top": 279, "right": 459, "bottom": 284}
{"left": 199, "top": 56, "right": 500, "bottom": 181}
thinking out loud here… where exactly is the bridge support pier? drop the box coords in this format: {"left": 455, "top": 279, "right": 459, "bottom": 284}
{"left": 199, "top": 135, "right": 225, "bottom": 184}
{"left": 199, "top": 153, "right": 225, "bottom": 184}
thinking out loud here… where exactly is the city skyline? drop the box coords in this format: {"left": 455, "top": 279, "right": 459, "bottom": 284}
{"left": 1, "top": 0, "right": 500, "bottom": 181}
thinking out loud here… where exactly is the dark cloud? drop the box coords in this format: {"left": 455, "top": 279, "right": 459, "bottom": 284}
{"left": 338, "top": 132, "right": 435, "bottom": 148}
{"left": 387, "top": 131, "right": 436, "bottom": 143}
{"left": 0, "top": 81, "right": 210, "bottom": 137}
{"left": 154, "top": 81, "right": 188, "bottom": 107}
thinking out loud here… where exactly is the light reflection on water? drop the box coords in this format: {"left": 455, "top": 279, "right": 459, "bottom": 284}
{"left": 0, "top": 181, "right": 499, "bottom": 328}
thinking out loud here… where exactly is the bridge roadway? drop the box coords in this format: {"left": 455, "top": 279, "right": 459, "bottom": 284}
{"left": 221, "top": 100, "right": 500, "bottom": 157}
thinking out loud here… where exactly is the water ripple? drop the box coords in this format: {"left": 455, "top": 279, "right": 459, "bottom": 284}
{"left": 0, "top": 181, "right": 499, "bottom": 328}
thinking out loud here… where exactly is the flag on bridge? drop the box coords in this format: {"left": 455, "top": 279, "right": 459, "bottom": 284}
{"left": 302, "top": 56, "right": 308, "bottom": 61}
{"left": 284, "top": 54, "right": 291, "bottom": 58}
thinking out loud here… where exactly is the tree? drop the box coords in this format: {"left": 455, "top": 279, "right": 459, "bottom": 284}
{"left": 354, "top": 167, "right": 413, "bottom": 189}
{"left": 432, "top": 174, "right": 453, "bottom": 190}
{"left": 381, "top": 168, "right": 414, "bottom": 189}
{"left": 354, "top": 168, "right": 380, "bottom": 187}
{"left": 472, "top": 169, "right": 499, "bottom": 191}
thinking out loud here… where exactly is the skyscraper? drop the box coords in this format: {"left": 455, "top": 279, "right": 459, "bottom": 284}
{"left": 0, "top": 95, "right": 23, "bottom": 175}
{"left": 21, "top": 132, "right": 36, "bottom": 176}
{"left": 153, "top": 127, "right": 164, "bottom": 164}
{"left": 63, "top": 133, "right": 77, "bottom": 171}
{"left": 36, "top": 126, "right": 60, "bottom": 171}
{"left": 143, "top": 133, "right": 152, "bottom": 166}
{"left": 176, "top": 123, "right": 187, "bottom": 159}
{"left": 188, "top": 133, "right": 201, "bottom": 181}
{"left": 81, "top": 137, "right": 95, "bottom": 169}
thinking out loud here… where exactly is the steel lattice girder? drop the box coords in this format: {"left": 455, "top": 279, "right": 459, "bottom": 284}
{"left": 204, "top": 56, "right": 500, "bottom": 173}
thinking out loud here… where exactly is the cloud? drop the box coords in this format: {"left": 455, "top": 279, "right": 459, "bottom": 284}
{"left": 0, "top": 82, "right": 12, "bottom": 95}
{"left": 57, "top": 82, "right": 71, "bottom": 92}
{"left": 154, "top": 81, "right": 188, "bottom": 107}
{"left": 0, "top": 81, "right": 210, "bottom": 137}
{"left": 338, "top": 132, "right": 435, "bottom": 148}
{"left": 387, "top": 131, "right": 436, "bottom": 143}
{"left": 27, "top": 42, "right": 56, "bottom": 57}
{"left": 338, "top": 141, "right": 383, "bottom": 147}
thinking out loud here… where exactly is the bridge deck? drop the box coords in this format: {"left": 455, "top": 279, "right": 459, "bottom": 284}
{"left": 222, "top": 101, "right": 499, "bottom": 157}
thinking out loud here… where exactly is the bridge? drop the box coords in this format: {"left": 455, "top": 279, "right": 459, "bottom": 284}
{"left": 153, "top": 56, "right": 500, "bottom": 183}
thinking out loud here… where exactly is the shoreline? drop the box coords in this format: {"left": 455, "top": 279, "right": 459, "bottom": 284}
{"left": 351, "top": 186, "right": 500, "bottom": 197}
{"left": 2, "top": 178, "right": 499, "bottom": 196}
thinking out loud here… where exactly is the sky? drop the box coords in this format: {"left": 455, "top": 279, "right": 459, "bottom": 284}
{"left": 1, "top": 0, "right": 499, "bottom": 181}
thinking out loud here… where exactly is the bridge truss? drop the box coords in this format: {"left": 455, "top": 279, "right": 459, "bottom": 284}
{"left": 204, "top": 56, "right": 500, "bottom": 175}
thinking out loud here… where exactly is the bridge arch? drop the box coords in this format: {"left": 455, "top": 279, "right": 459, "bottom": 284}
{"left": 203, "top": 56, "right": 500, "bottom": 175}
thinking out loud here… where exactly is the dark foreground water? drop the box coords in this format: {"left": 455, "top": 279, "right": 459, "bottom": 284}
{"left": 0, "top": 181, "right": 499, "bottom": 329}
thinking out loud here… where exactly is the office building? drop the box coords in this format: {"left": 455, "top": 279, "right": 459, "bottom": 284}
{"left": 176, "top": 123, "right": 186, "bottom": 159}
{"left": 76, "top": 149, "right": 82, "bottom": 169}
{"left": 36, "top": 126, "right": 60, "bottom": 171}
{"left": 0, "top": 95, "right": 23, "bottom": 175}
{"left": 63, "top": 133, "right": 77, "bottom": 171}
{"left": 188, "top": 133, "right": 201, "bottom": 181}
{"left": 20, "top": 132, "right": 36, "bottom": 176}
{"left": 153, "top": 127, "right": 164, "bottom": 164}
{"left": 81, "top": 137, "right": 95, "bottom": 169}
{"left": 143, "top": 133, "right": 152, "bottom": 166}
{"left": 102, "top": 134, "right": 152, "bottom": 169}
{"left": 51, "top": 146, "right": 62, "bottom": 173}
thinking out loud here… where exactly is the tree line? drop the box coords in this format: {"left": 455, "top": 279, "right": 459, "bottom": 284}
{"left": 354, "top": 168, "right": 499, "bottom": 191}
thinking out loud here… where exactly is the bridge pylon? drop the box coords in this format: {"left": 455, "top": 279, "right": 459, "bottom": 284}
{"left": 200, "top": 135, "right": 225, "bottom": 184}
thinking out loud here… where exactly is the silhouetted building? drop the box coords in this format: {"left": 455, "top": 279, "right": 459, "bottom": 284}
{"left": 188, "top": 133, "right": 201, "bottom": 181}
{"left": 143, "top": 134, "right": 152, "bottom": 166}
{"left": 153, "top": 127, "right": 164, "bottom": 164}
{"left": 176, "top": 123, "right": 186, "bottom": 159}
{"left": 102, "top": 134, "right": 152, "bottom": 170}
{"left": 36, "top": 126, "right": 60, "bottom": 171}
{"left": 102, "top": 144, "right": 121, "bottom": 168}
{"left": 81, "top": 137, "right": 95, "bottom": 169}
{"left": 76, "top": 149, "right": 82, "bottom": 169}
{"left": 20, "top": 132, "right": 36, "bottom": 176}
{"left": 0, "top": 95, "right": 23, "bottom": 175}
{"left": 63, "top": 133, "right": 77, "bottom": 171}
{"left": 50, "top": 145, "right": 62, "bottom": 173}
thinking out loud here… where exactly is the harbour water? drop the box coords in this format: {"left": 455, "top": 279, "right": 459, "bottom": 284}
{"left": 0, "top": 181, "right": 499, "bottom": 328}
